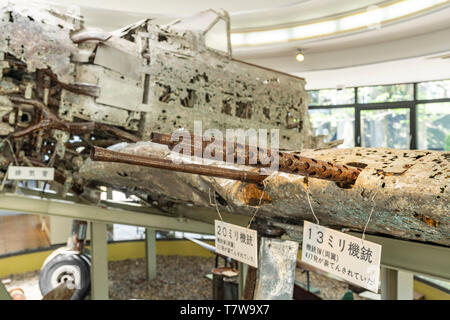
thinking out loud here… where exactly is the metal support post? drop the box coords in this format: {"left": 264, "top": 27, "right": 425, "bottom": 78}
{"left": 238, "top": 262, "right": 247, "bottom": 300}
{"left": 381, "top": 267, "right": 414, "bottom": 300}
{"left": 381, "top": 267, "right": 397, "bottom": 300}
{"left": 397, "top": 270, "right": 414, "bottom": 300}
{"left": 90, "top": 221, "right": 109, "bottom": 300}
{"left": 145, "top": 228, "right": 157, "bottom": 280}
{"left": 0, "top": 282, "right": 11, "bottom": 300}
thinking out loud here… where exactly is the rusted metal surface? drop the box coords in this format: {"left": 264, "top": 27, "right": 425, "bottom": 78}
{"left": 7, "top": 96, "right": 95, "bottom": 138}
{"left": 0, "top": 2, "right": 78, "bottom": 82}
{"left": 0, "top": 2, "right": 447, "bottom": 249}
{"left": 151, "top": 131, "right": 362, "bottom": 184}
{"left": 94, "top": 123, "right": 140, "bottom": 143}
{"left": 91, "top": 146, "right": 266, "bottom": 185}
{"left": 80, "top": 142, "right": 449, "bottom": 246}
{"left": 263, "top": 148, "right": 449, "bottom": 246}
{"left": 0, "top": 3, "right": 316, "bottom": 207}
{"left": 242, "top": 266, "right": 257, "bottom": 300}
{"left": 212, "top": 267, "right": 239, "bottom": 300}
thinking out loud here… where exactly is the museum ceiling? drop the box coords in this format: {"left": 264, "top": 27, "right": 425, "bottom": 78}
{"left": 32, "top": 0, "right": 450, "bottom": 89}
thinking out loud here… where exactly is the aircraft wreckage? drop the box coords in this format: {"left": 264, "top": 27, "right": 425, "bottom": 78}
{"left": 0, "top": 2, "right": 448, "bottom": 249}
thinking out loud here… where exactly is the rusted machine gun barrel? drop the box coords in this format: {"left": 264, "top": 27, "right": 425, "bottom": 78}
{"left": 90, "top": 146, "right": 266, "bottom": 184}
{"left": 150, "top": 132, "right": 361, "bottom": 185}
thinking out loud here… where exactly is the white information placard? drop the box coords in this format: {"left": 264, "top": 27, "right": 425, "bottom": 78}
{"left": 302, "top": 221, "right": 382, "bottom": 293}
{"left": 215, "top": 220, "right": 258, "bottom": 268}
{"left": 8, "top": 166, "right": 54, "bottom": 181}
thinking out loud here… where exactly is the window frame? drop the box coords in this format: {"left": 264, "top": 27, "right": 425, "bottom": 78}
{"left": 203, "top": 16, "right": 232, "bottom": 57}
{"left": 308, "top": 80, "right": 450, "bottom": 150}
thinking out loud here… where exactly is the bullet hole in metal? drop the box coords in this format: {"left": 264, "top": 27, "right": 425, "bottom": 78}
{"left": 158, "top": 33, "right": 168, "bottom": 42}
{"left": 335, "top": 181, "right": 354, "bottom": 189}
{"left": 346, "top": 162, "right": 368, "bottom": 169}
{"left": 235, "top": 101, "right": 252, "bottom": 119}
{"left": 429, "top": 172, "right": 442, "bottom": 179}
{"left": 262, "top": 107, "right": 270, "bottom": 120}
{"left": 221, "top": 100, "right": 232, "bottom": 115}
{"left": 413, "top": 154, "right": 425, "bottom": 160}
{"left": 158, "top": 84, "right": 172, "bottom": 103}
{"left": 180, "top": 89, "right": 197, "bottom": 108}
{"left": 215, "top": 191, "right": 227, "bottom": 206}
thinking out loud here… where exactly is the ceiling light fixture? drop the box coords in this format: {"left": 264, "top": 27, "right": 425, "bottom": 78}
{"left": 296, "top": 49, "right": 305, "bottom": 62}
{"left": 231, "top": 0, "right": 449, "bottom": 47}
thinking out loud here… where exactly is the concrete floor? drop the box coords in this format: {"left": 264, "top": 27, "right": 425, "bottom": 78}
{"left": 1, "top": 256, "right": 215, "bottom": 300}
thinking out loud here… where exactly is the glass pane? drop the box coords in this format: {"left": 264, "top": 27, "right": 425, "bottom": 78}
{"left": 308, "top": 88, "right": 354, "bottom": 106}
{"left": 357, "top": 84, "right": 413, "bottom": 103}
{"left": 309, "top": 108, "right": 355, "bottom": 148}
{"left": 418, "top": 103, "right": 450, "bottom": 151}
{"left": 361, "top": 108, "right": 410, "bottom": 149}
{"left": 205, "top": 19, "right": 228, "bottom": 53}
{"left": 417, "top": 79, "right": 450, "bottom": 100}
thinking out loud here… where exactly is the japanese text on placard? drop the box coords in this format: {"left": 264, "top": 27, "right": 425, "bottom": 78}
{"left": 302, "top": 221, "right": 381, "bottom": 293}
{"left": 215, "top": 220, "right": 258, "bottom": 268}
{"left": 8, "top": 166, "right": 54, "bottom": 181}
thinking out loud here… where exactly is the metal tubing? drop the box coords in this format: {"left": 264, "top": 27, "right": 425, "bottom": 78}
{"left": 8, "top": 96, "right": 95, "bottom": 138}
{"left": 71, "top": 30, "right": 111, "bottom": 44}
{"left": 94, "top": 123, "right": 140, "bottom": 143}
{"left": 150, "top": 132, "right": 361, "bottom": 184}
{"left": 90, "top": 146, "right": 266, "bottom": 184}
